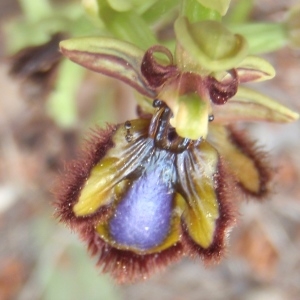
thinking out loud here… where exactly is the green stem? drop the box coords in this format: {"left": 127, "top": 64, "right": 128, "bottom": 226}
{"left": 47, "top": 59, "right": 85, "bottom": 128}
{"left": 225, "top": 0, "right": 254, "bottom": 24}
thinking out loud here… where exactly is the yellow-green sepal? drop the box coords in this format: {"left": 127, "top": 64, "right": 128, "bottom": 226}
{"left": 213, "top": 86, "right": 299, "bottom": 123}
{"left": 60, "top": 37, "right": 156, "bottom": 98}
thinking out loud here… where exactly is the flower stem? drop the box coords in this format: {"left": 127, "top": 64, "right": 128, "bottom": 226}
{"left": 225, "top": 0, "right": 254, "bottom": 24}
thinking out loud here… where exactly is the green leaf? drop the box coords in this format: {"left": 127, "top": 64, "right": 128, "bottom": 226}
{"left": 60, "top": 37, "right": 156, "bottom": 98}
{"left": 99, "top": 3, "right": 158, "bottom": 49}
{"left": 228, "top": 22, "right": 287, "bottom": 54}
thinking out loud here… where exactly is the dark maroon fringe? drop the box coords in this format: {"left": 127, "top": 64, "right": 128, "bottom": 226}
{"left": 79, "top": 223, "right": 184, "bottom": 283}
{"left": 182, "top": 158, "right": 238, "bottom": 264}
{"left": 227, "top": 125, "right": 273, "bottom": 199}
{"left": 74, "top": 157, "right": 238, "bottom": 282}
{"left": 53, "top": 123, "right": 244, "bottom": 282}
{"left": 53, "top": 124, "right": 118, "bottom": 228}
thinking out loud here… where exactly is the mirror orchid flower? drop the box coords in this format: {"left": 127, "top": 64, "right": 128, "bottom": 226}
{"left": 55, "top": 18, "right": 299, "bottom": 283}
{"left": 55, "top": 100, "right": 237, "bottom": 282}
{"left": 54, "top": 99, "right": 297, "bottom": 282}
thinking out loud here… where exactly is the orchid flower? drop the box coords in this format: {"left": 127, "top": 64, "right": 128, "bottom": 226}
{"left": 55, "top": 14, "right": 299, "bottom": 283}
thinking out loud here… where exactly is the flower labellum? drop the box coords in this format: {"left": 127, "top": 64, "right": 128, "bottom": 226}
{"left": 54, "top": 100, "right": 239, "bottom": 283}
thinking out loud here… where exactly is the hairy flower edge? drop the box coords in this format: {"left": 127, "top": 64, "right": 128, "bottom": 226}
{"left": 53, "top": 114, "right": 239, "bottom": 283}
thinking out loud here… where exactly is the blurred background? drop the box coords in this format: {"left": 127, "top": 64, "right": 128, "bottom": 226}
{"left": 0, "top": 1, "right": 300, "bottom": 299}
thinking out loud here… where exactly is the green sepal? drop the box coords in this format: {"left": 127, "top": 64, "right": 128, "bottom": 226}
{"left": 60, "top": 37, "right": 156, "bottom": 98}
{"left": 213, "top": 86, "right": 299, "bottom": 123}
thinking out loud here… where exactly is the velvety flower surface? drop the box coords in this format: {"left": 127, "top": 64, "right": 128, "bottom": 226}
{"left": 55, "top": 101, "right": 239, "bottom": 282}
{"left": 54, "top": 99, "right": 278, "bottom": 282}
